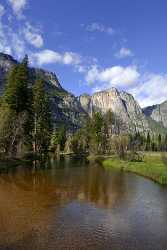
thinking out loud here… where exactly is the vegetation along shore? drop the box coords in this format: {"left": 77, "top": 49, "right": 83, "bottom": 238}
{"left": 103, "top": 152, "right": 167, "bottom": 185}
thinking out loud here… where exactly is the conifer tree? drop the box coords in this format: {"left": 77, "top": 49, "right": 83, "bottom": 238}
{"left": 164, "top": 134, "right": 167, "bottom": 151}
{"left": 89, "top": 112, "right": 104, "bottom": 154}
{"left": 4, "top": 55, "right": 29, "bottom": 113}
{"left": 32, "top": 78, "right": 52, "bottom": 156}
{"left": 158, "top": 134, "right": 162, "bottom": 151}
{"left": 145, "top": 132, "right": 151, "bottom": 151}
{"left": 0, "top": 55, "right": 31, "bottom": 157}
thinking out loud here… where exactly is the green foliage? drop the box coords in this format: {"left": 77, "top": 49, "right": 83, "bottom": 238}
{"left": 129, "top": 132, "right": 145, "bottom": 151}
{"left": 147, "top": 116, "right": 167, "bottom": 134}
{"left": 89, "top": 112, "right": 104, "bottom": 154}
{"left": 0, "top": 55, "right": 53, "bottom": 158}
{"left": 0, "top": 104, "right": 17, "bottom": 155}
{"left": 103, "top": 153, "right": 167, "bottom": 185}
{"left": 104, "top": 109, "right": 113, "bottom": 124}
{"left": 4, "top": 56, "right": 30, "bottom": 113}
{"left": 164, "top": 135, "right": 167, "bottom": 151}
{"left": 158, "top": 133, "right": 162, "bottom": 151}
{"left": 0, "top": 56, "right": 32, "bottom": 157}
{"left": 145, "top": 132, "right": 151, "bottom": 151}
{"left": 71, "top": 129, "right": 89, "bottom": 155}
{"left": 69, "top": 110, "right": 114, "bottom": 155}
{"left": 51, "top": 88, "right": 68, "bottom": 98}
{"left": 51, "top": 125, "right": 66, "bottom": 151}
{"left": 112, "top": 135, "right": 129, "bottom": 159}
{"left": 32, "top": 78, "right": 53, "bottom": 155}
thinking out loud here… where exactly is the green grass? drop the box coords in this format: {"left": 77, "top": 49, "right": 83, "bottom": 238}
{"left": 103, "top": 152, "right": 167, "bottom": 185}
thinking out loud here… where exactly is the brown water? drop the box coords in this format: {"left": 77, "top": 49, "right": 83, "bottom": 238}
{"left": 0, "top": 156, "right": 167, "bottom": 250}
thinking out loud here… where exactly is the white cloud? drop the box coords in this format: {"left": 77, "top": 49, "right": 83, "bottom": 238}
{"left": 86, "top": 22, "right": 114, "bottom": 35}
{"left": 0, "top": 13, "right": 25, "bottom": 57}
{"left": 63, "top": 52, "right": 81, "bottom": 65}
{"left": 115, "top": 47, "right": 133, "bottom": 58}
{"left": 86, "top": 65, "right": 140, "bottom": 87}
{"left": 11, "top": 33, "right": 25, "bottom": 58}
{"left": 129, "top": 74, "right": 167, "bottom": 107}
{"left": 8, "top": 0, "right": 27, "bottom": 18}
{"left": 0, "top": 13, "right": 12, "bottom": 54}
{"left": 31, "top": 49, "right": 82, "bottom": 66}
{"left": 0, "top": 4, "right": 5, "bottom": 18}
{"left": 0, "top": 6, "right": 44, "bottom": 57}
{"left": 31, "top": 50, "right": 61, "bottom": 65}
{"left": 23, "top": 22, "right": 43, "bottom": 48}
{"left": 86, "top": 66, "right": 167, "bottom": 108}
{"left": 1, "top": 1, "right": 166, "bottom": 110}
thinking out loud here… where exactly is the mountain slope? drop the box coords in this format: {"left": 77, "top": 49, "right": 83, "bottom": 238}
{"left": 79, "top": 88, "right": 162, "bottom": 133}
{"left": 143, "top": 101, "right": 167, "bottom": 129}
{"left": 0, "top": 53, "right": 166, "bottom": 134}
{"left": 0, "top": 53, "right": 87, "bottom": 131}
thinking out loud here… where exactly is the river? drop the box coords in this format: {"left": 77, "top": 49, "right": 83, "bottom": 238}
{"left": 0, "top": 156, "right": 167, "bottom": 250}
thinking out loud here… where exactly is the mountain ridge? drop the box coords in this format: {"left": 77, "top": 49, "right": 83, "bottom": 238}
{"left": 0, "top": 52, "right": 166, "bottom": 134}
{"left": 0, "top": 53, "right": 87, "bottom": 131}
{"left": 143, "top": 101, "right": 167, "bottom": 129}
{"left": 79, "top": 88, "right": 151, "bottom": 133}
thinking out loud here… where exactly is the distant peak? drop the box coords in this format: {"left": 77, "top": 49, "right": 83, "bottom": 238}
{"left": 107, "top": 87, "right": 118, "bottom": 91}
{"left": 92, "top": 87, "right": 120, "bottom": 96}
{"left": 79, "top": 93, "right": 91, "bottom": 98}
{"left": 0, "top": 52, "right": 18, "bottom": 64}
{"left": 106, "top": 87, "right": 119, "bottom": 94}
{"left": 0, "top": 52, "right": 14, "bottom": 60}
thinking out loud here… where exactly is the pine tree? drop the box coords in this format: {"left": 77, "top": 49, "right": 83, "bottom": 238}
{"left": 32, "top": 79, "right": 53, "bottom": 156}
{"left": 164, "top": 135, "right": 167, "bottom": 151}
{"left": 4, "top": 56, "right": 29, "bottom": 113}
{"left": 89, "top": 112, "right": 104, "bottom": 154}
{"left": 51, "top": 125, "right": 66, "bottom": 151}
{"left": 158, "top": 134, "right": 162, "bottom": 151}
{"left": 145, "top": 132, "right": 151, "bottom": 151}
{"left": 0, "top": 55, "right": 31, "bottom": 157}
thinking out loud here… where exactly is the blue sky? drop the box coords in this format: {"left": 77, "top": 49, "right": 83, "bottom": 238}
{"left": 0, "top": 0, "right": 167, "bottom": 107}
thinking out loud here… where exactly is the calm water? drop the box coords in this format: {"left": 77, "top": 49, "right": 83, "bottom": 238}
{"left": 0, "top": 156, "right": 167, "bottom": 250}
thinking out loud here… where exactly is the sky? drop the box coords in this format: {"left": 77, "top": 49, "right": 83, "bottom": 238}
{"left": 0, "top": 0, "right": 167, "bottom": 107}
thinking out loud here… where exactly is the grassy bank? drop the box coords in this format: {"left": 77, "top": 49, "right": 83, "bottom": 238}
{"left": 0, "top": 157, "right": 34, "bottom": 171}
{"left": 103, "top": 152, "right": 167, "bottom": 185}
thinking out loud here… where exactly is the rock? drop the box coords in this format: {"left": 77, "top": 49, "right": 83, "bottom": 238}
{"left": 0, "top": 53, "right": 166, "bottom": 134}
{"left": 143, "top": 101, "right": 167, "bottom": 128}
{"left": 79, "top": 88, "right": 150, "bottom": 133}
{"left": 0, "top": 53, "right": 87, "bottom": 131}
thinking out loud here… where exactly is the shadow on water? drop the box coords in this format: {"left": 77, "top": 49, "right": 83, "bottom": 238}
{"left": 0, "top": 155, "right": 167, "bottom": 249}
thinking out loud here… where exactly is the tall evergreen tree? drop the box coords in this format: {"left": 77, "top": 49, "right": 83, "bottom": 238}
{"left": 4, "top": 56, "right": 29, "bottom": 113}
{"left": 89, "top": 112, "right": 104, "bottom": 154}
{"left": 158, "top": 134, "right": 162, "bottom": 151}
{"left": 145, "top": 132, "right": 151, "bottom": 151}
{"left": 164, "top": 134, "right": 167, "bottom": 151}
{"left": 51, "top": 125, "right": 67, "bottom": 151}
{"left": 0, "top": 55, "right": 31, "bottom": 157}
{"left": 32, "top": 79, "right": 53, "bottom": 156}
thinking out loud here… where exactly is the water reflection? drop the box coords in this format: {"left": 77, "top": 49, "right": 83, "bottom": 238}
{"left": 0, "top": 156, "right": 167, "bottom": 250}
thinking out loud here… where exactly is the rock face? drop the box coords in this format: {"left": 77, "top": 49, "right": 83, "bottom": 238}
{"left": 143, "top": 101, "right": 167, "bottom": 128}
{"left": 0, "top": 53, "right": 166, "bottom": 134}
{"left": 0, "top": 53, "right": 87, "bottom": 131}
{"left": 79, "top": 88, "right": 150, "bottom": 133}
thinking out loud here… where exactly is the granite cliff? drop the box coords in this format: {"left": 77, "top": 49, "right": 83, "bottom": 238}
{"left": 78, "top": 88, "right": 150, "bottom": 133}
{"left": 0, "top": 53, "right": 87, "bottom": 131}
{"left": 143, "top": 101, "right": 167, "bottom": 129}
{"left": 0, "top": 53, "right": 166, "bottom": 134}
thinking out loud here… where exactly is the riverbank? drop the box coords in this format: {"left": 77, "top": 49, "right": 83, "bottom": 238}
{"left": 0, "top": 158, "right": 25, "bottom": 171}
{"left": 0, "top": 157, "right": 34, "bottom": 171}
{"left": 103, "top": 152, "right": 167, "bottom": 185}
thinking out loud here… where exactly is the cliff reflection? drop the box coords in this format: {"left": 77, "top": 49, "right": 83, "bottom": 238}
{"left": 0, "top": 156, "right": 129, "bottom": 246}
